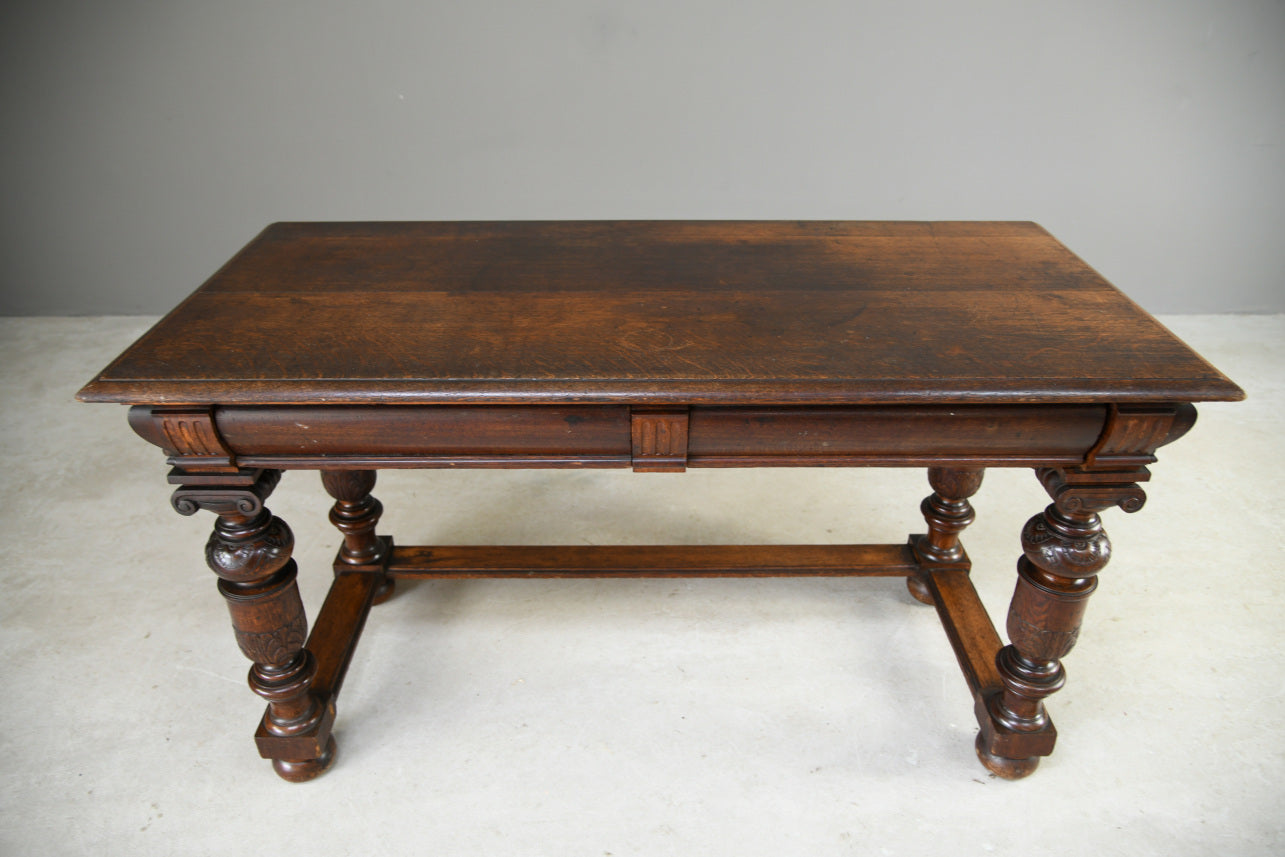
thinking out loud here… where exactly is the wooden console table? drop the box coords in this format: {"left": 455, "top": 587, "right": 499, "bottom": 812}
{"left": 78, "top": 221, "right": 1243, "bottom": 781}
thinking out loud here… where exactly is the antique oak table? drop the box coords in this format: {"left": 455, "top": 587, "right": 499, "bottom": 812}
{"left": 78, "top": 221, "right": 1243, "bottom": 781}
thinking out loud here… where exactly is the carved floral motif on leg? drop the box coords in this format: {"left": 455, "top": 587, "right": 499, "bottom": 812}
{"left": 977, "top": 467, "right": 1145, "bottom": 779}
{"left": 173, "top": 468, "right": 335, "bottom": 781}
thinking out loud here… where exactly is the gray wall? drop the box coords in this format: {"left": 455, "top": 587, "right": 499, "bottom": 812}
{"left": 2, "top": 0, "right": 1282, "bottom": 315}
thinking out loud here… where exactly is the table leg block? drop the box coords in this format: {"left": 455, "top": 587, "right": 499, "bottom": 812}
{"left": 254, "top": 703, "right": 337, "bottom": 763}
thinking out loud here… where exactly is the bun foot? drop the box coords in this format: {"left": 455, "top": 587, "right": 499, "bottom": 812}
{"left": 906, "top": 574, "right": 934, "bottom": 605}
{"left": 372, "top": 575, "right": 395, "bottom": 606}
{"left": 975, "top": 733, "right": 1040, "bottom": 780}
{"left": 272, "top": 735, "right": 338, "bottom": 783}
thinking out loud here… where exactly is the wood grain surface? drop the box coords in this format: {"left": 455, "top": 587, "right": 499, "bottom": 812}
{"left": 77, "top": 221, "right": 1244, "bottom": 406}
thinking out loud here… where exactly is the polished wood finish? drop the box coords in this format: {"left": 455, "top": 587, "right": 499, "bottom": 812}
{"left": 976, "top": 467, "right": 1148, "bottom": 778}
{"left": 924, "top": 569, "right": 1006, "bottom": 702}
{"left": 78, "top": 221, "right": 1243, "bottom": 781}
{"left": 132, "top": 402, "right": 1114, "bottom": 470}
{"left": 630, "top": 408, "right": 690, "bottom": 472}
{"left": 908, "top": 467, "right": 985, "bottom": 603}
{"left": 321, "top": 469, "right": 394, "bottom": 604}
{"left": 302, "top": 571, "right": 381, "bottom": 707}
{"left": 80, "top": 221, "right": 1240, "bottom": 406}
{"left": 216, "top": 405, "right": 631, "bottom": 460}
{"left": 174, "top": 468, "right": 335, "bottom": 782}
{"left": 386, "top": 543, "right": 919, "bottom": 578}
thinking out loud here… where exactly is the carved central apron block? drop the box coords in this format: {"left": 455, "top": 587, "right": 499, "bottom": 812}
{"left": 630, "top": 408, "right": 689, "bottom": 472}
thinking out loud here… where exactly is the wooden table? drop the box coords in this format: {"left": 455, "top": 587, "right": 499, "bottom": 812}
{"left": 78, "top": 221, "right": 1243, "bottom": 781}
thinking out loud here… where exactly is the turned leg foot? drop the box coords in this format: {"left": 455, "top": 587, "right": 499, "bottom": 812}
{"left": 975, "top": 733, "right": 1040, "bottom": 779}
{"left": 908, "top": 466, "right": 984, "bottom": 604}
{"left": 372, "top": 575, "right": 396, "bottom": 605}
{"left": 906, "top": 574, "right": 935, "bottom": 605}
{"left": 272, "top": 735, "right": 338, "bottom": 783}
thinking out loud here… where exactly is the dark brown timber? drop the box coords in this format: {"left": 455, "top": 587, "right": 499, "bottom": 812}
{"left": 320, "top": 469, "right": 393, "bottom": 604}
{"left": 172, "top": 469, "right": 337, "bottom": 782}
{"left": 78, "top": 221, "right": 1244, "bottom": 781}
{"left": 387, "top": 543, "right": 918, "bottom": 578}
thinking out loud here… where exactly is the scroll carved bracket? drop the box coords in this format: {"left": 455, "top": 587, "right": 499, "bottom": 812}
{"left": 171, "top": 469, "right": 282, "bottom": 518}
{"left": 631, "top": 407, "right": 689, "bottom": 472}
{"left": 1037, "top": 467, "right": 1147, "bottom": 516}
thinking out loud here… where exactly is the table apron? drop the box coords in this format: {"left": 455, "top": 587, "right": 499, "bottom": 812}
{"left": 195, "top": 403, "right": 1111, "bottom": 469}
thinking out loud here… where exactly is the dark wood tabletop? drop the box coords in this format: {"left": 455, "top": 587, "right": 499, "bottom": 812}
{"left": 77, "top": 221, "right": 1243, "bottom": 407}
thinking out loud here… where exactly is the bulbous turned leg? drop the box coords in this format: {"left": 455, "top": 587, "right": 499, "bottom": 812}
{"left": 175, "top": 469, "right": 336, "bottom": 782}
{"left": 908, "top": 467, "right": 984, "bottom": 604}
{"left": 977, "top": 468, "right": 1144, "bottom": 779}
{"left": 321, "top": 469, "right": 392, "bottom": 603}
{"left": 978, "top": 504, "right": 1105, "bottom": 778}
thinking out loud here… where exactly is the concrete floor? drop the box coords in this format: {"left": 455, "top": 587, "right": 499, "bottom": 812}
{"left": 1, "top": 314, "right": 1281, "bottom": 856}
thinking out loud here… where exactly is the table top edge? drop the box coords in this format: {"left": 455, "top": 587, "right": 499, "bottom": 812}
{"left": 76, "top": 377, "right": 1248, "bottom": 407}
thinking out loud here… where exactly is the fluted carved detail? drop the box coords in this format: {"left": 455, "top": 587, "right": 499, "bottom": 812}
{"left": 1083, "top": 403, "right": 1196, "bottom": 469}
{"left": 128, "top": 406, "right": 238, "bottom": 471}
{"left": 160, "top": 411, "right": 225, "bottom": 457}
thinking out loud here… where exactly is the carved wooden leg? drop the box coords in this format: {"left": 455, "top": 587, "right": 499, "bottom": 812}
{"left": 976, "top": 468, "right": 1145, "bottom": 779}
{"left": 173, "top": 469, "right": 336, "bottom": 782}
{"left": 321, "top": 469, "right": 393, "bottom": 603}
{"left": 908, "top": 467, "right": 985, "bottom": 603}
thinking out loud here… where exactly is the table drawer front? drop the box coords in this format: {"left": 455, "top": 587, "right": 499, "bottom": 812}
{"left": 686, "top": 405, "right": 1107, "bottom": 465}
{"left": 215, "top": 405, "right": 632, "bottom": 458}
